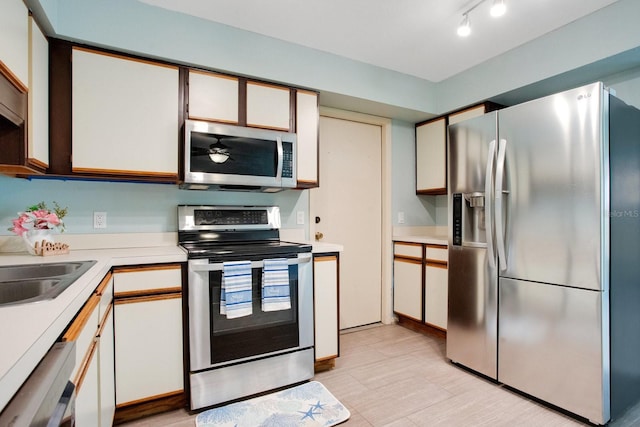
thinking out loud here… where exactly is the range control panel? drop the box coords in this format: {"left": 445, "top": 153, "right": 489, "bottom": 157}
{"left": 178, "top": 205, "right": 281, "bottom": 231}
{"left": 194, "top": 209, "right": 268, "bottom": 226}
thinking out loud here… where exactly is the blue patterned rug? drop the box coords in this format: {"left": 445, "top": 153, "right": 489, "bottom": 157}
{"left": 195, "top": 381, "right": 350, "bottom": 426}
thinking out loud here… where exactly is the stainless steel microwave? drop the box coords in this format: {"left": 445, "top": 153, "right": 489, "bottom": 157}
{"left": 181, "top": 120, "right": 297, "bottom": 192}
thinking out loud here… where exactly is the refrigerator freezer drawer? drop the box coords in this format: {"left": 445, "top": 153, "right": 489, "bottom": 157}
{"left": 498, "top": 278, "right": 609, "bottom": 424}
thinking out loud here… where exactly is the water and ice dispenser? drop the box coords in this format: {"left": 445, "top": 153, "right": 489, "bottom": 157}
{"left": 453, "top": 192, "right": 487, "bottom": 246}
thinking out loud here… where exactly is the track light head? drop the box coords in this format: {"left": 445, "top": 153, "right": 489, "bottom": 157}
{"left": 490, "top": 0, "right": 506, "bottom": 17}
{"left": 457, "top": 14, "right": 471, "bottom": 37}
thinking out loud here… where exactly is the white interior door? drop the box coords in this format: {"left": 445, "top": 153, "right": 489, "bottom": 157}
{"left": 310, "top": 116, "right": 382, "bottom": 330}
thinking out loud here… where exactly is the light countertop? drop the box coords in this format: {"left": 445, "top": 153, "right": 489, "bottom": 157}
{"left": 0, "top": 246, "right": 187, "bottom": 412}
{"left": 0, "top": 239, "right": 342, "bottom": 411}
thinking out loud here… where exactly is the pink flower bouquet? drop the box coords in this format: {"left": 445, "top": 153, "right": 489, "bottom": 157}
{"left": 8, "top": 202, "right": 67, "bottom": 236}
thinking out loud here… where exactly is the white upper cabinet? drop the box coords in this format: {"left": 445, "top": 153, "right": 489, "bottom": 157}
{"left": 416, "top": 117, "right": 447, "bottom": 195}
{"left": 415, "top": 103, "right": 498, "bottom": 195}
{"left": 448, "top": 104, "right": 487, "bottom": 125}
{"left": 0, "top": 0, "right": 29, "bottom": 90}
{"left": 188, "top": 70, "right": 239, "bottom": 124}
{"left": 28, "top": 17, "right": 49, "bottom": 169}
{"left": 246, "top": 81, "right": 291, "bottom": 130}
{"left": 71, "top": 48, "right": 179, "bottom": 177}
{"left": 296, "top": 90, "right": 319, "bottom": 188}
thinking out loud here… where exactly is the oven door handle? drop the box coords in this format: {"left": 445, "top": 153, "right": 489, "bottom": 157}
{"left": 191, "top": 253, "right": 312, "bottom": 272}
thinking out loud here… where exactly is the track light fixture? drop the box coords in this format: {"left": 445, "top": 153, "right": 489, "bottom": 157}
{"left": 457, "top": 0, "right": 507, "bottom": 37}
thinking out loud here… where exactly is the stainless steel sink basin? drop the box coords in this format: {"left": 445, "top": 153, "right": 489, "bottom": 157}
{"left": 0, "top": 260, "right": 97, "bottom": 306}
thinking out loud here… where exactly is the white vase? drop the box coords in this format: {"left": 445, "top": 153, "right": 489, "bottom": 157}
{"left": 22, "top": 229, "right": 55, "bottom": 255}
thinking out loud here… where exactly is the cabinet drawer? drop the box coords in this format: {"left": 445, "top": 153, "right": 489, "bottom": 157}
{"left": 96, "top": 272, "right": 113, "bottom": 323}
{"left": 425, "top": 246, "right": 448, "bottom": 263}
{"left": 394, "top": 242, "right": 422, "bottom": 259}
{"left": 113, "top": 264, "right": 182, "bottom": 294}
{"left": 62, "top": 294, "right": 100, "bottom": 384}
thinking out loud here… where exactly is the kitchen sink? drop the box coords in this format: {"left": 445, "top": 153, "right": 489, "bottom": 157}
{"left": 0, "top": 260, "right": 97, "bottom": 306}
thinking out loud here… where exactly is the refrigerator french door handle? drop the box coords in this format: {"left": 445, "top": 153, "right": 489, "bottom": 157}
{"left": 495, "top": 138, "right": 508, "bottom": 271}
{"left": 485, "top": 139, "right": 497, "bottom": 268}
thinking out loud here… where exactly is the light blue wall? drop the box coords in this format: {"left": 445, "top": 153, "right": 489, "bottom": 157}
{"left": 391, "top": 120, "right": 436, "bottom": 226}
{"left": 5, "top": 0, "right": 640, "bottom": 235}
{"left": 0, "top": 175, "right": 308, "bottom": 236}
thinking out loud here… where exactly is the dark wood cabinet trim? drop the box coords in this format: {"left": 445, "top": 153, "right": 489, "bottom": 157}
{"left": 396, "top": 314, "right": 446, "bottom": 339}
{"left": 238, "top": 77, "right": 247, "bottom": 127}
{"left": 113, "top": 390, "right": 186, "bottom": 425}
{"left": 49, "top": 39, "right": 73, "bottom": 175}
{"left": 62, "top": 294, "right": 100, "bottom": 342}
{"left": 114, "top": 289, "right": 182, "bottom": 302}
{"left": 113, "top": 263, "right": 182, "bottom": 274}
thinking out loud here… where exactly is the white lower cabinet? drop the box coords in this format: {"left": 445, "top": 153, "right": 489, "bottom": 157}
{"left": 425, "top": 265, "right": 448, "bottom": 329}
{"left": 75, "top": 342, "right": 100, "bottom": 426}
{"left": 393, "top": 258, "right": 423, "bottom": 321}
{"left": 393, "top": 241, "right": 448, "bottom": 332}
{"left": 114, "top": 295, "right": 183, "bottom": 404}
{"left": 313, "top": 254, "right": 339, "bottom": 367}
{"left": 99, "top": 308, "right": 115, "bottom": 427}
{"left": 112, "top": 264, "right": 184, "bottom": 411}
{"left": 63, "top": 272, "right": 114, "bottom": 427}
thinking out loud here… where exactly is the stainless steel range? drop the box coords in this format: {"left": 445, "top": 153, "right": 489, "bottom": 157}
{"left": 178, "top": 205, "right": 314, "bottom": 410}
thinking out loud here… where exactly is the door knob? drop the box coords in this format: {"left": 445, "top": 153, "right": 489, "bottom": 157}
{"left": 315, "top": 232, "right": 324, "bottom": 241}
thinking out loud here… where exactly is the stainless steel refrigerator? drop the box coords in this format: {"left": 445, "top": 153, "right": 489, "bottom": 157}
{"left": 447, "top": 82, "right": 640, "bottom": 425}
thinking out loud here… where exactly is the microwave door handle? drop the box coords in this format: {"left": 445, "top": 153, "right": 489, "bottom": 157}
{"left": 191, "top": 253, "right": 312, "bottom": 272}
{"left": 276, "top": 136, "right": 283, "bottom": 181}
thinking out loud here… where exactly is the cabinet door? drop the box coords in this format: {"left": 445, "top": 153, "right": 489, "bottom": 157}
{"left": 114, "top": 294, "right": 183, "bottom": 404}
{"left": 416, "top": 117, "right": 447, "bottom": 195}
{"left": 99, "top": 307, "right": 115, "bottom": 427}
{"left": 71, "top": 48, "right": 179, "bottom": 177}
{"left": 246, "top": 81, "right": 291, "bottom": 130}
{"left": 313, "top": 255, "right": 339, "bottom": 360}
{"left": 27, "top": 17, "right": 48, "bottom": 170}
{"left": 296, "top": 90, "right": 319, "bottom": 188}
{"left": 0, "top": 0, "right": 29, "bottom": 90}
{"left": 188, "top": 70, "right": 239, "bottom": 124}
{"left": 425, "top": 264, "right": 448, "bottom": 329}
{"left": 393, "top": 258, "right": 423, "bottom": 321}
{"left": 75, "top": 342, "right": 100, "bottom": 427}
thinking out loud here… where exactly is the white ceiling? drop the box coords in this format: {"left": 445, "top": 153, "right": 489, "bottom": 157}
{"left": 139, "top": 0, "right": 619, "bottom": 82}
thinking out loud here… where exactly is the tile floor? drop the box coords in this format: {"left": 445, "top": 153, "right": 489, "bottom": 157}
{"left": 121, "top": 323, "right": 640, "bottom": 426}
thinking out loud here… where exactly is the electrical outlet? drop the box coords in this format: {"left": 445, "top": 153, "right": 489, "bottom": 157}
{"left": 296, "top": 211, "right": 305, "bottom": 225}
{"left": 398, "top": 211, "right": 405, "bottom": 224}
{"left": 93, "top": 212, "right": 107, "bottom": 229}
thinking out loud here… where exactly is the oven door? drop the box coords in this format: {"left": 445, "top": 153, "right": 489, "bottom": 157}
{"left": 188, "top": 252, "right": 313, "bottom": 371}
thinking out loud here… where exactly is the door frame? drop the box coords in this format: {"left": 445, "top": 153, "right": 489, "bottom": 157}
{"left": 312, "top": 107, "right": 393, "bottom": 325}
